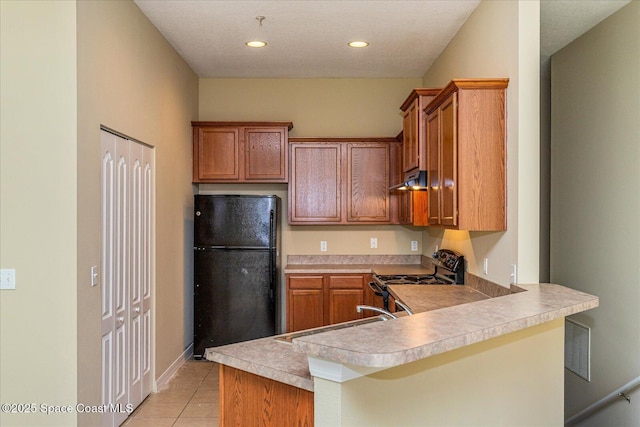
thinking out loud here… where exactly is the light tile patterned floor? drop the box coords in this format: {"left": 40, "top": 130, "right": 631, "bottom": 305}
{"left": 122, "top": 359, "right": 219, "bottom": 427}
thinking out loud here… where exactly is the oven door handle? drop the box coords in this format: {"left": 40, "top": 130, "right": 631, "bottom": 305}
{"left": 368, "top": 281, "right": 384, "bottom": 297}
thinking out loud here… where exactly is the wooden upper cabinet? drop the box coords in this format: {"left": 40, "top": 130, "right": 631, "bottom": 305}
{"left": 289, "top": 142, "right": 342, "bottom": 223}
{"left": 346, "top": 143, "right": 390, "bottom": 222}
{"left": 289, "top": 138, "right": 397, "bottom": 225}
{"left": 194, "top": 127, "right": 240, "bottom": 181}
{"left": 394, "top": 89, "right": 441, "bottom": 227}
{"left": 399, "top": 89, "right": 442, "bottom": 176}
{"left": 192, "top": 121, "right": 292, "bottom": 183}
{"left": 425, "top": 79, "right": 508, "bottom": 231}
{"left": 244, "top": 127, "right": 289, "bottom": 181}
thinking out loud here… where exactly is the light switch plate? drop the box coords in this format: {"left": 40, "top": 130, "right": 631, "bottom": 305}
{"left": 91, "top": 266, "right": 98, "bottom": 286}
{"left": 0, "top": 269, "right": 16, "bottom": 290}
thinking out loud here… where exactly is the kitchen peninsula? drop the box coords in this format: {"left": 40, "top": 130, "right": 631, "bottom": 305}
{"left": 206, "top": 260, "right": 598, "bottom": 427}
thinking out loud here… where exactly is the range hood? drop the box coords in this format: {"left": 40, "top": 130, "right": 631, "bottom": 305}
{"left": 389, "top": 170, "right": 428, "bottom": 191}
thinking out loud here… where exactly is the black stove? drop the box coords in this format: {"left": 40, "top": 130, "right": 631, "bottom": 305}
{"left": 370, "top": 249, "right": 465, "bottom": 311}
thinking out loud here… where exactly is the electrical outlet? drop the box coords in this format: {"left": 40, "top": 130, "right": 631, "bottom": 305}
{"left": 483, "top": 258, "right": 489, "bottom": 275}
{"left": 510, "top": 264, "right": 518, "bottom": 284}
{"left": 320, "top": 241, "right": 327, "bottom": 252}
{"left": 411, "top": 241, "right": 418, "bottom": 251}
{"left": 370, "top": 237, "right": 378, "bottom": 249}
{"left": 0, "top": 269, "right": 16, "bottom": 290}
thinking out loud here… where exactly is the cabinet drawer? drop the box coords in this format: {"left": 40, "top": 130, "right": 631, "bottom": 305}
{"left": 288, "top": 275, "right": 324, "bottom": 289}
{"left": 328, "top": 275, "right": 365, "bottom": 289}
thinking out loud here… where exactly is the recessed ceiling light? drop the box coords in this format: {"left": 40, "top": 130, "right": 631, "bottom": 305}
{"left": 348, "top": 41, "right": 369, "bottom": 48}
{"left": 246, "top": 40, "right": 267, "bottom": 48}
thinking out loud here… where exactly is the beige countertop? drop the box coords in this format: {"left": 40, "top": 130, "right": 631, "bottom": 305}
{"left": 388, "top": 284, "right": 490, "bottom": 312}
{"left": 206, "top": 282, "right": 599, "bottom": 391}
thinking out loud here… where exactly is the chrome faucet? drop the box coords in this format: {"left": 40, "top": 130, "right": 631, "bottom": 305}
{"left": 356, "top": 305, "right": 397, "bottom": 320}
{"left": 393, "top": 300, "right": 414, "bottom": 315}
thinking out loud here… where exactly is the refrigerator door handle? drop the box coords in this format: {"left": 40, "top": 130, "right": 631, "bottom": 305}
{"left": 269, "top": 209, "right": 275, "bottom": 299}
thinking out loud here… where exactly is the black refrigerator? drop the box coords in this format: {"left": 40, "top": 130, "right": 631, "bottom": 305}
{"left": 193, "top": 195, "right": 280, "bottom": 358}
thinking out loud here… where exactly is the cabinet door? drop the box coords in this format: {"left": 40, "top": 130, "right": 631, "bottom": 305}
{"left": 289, "top": 143, "right": 342, "bottom": 223}
{"left": 244, "top": 127, "right": 288, "bottom": 181}
{"left": 328, "top": 289, "right": 364, "bottom": 324}
{"left": 327, "top": 275, "right": 365, "bottom": 324}
{"left": 194, "top": 127, "right": 240, "bottom": 181}
{"left": 402, "top": 99, "right": 419, "bottom": 173}
{"left": 440, "top": 94, "right": 458, "bottom": 227}
{"left": 287, "top": 275, "right": 324, "bottom": 332}
{"left": 346, "top": 143, "right": 390, "bottom": 222}
{"left": 288, "top": 290, "right": 324, "bottom": 333}
{"left": 426, "top": 110, "right": 441, "bottom": 224}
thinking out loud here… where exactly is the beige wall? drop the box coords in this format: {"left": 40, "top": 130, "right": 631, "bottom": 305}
{"left": 421, "top": 0, "right": 540, "bottom": 286}
{"left": 199, "top": 78, "right": 420, "bottom": 138}
{"left": 550, "top": 2, "right": 640, "bottom": 424}
{"left": 315, "top": 318, "right": 565, "bottom": 426}
{"left": 198, "top": 78, "right": 425, "bottom": 261}
{"left": 76, "top": 0, "right": 198, "bottom": 424}
{"left": 0, "top": 2, "right": 78, "bottom": 425}
{"left": 1, "top": 0, "right": 198, "bottom": 425}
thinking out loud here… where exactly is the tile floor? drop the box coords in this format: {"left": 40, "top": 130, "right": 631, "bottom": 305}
{"left": 122, "top": 359, "right": 219, "bottom": 427}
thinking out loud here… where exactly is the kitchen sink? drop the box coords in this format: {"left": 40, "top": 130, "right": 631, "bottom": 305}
{"left": 275, "top": 316, "right": 386, "bottom": 344}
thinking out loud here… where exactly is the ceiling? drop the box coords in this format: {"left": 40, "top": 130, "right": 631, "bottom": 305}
{"left": 133, "top": 0, "right": 631, "bottom": 79}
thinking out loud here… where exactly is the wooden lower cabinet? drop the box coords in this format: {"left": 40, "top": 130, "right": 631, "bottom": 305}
{"left": 287, "top": 275, "right": 324, "bottom": 333}
{"left": 220, "top": 365, "right": 313, "bottom": 427}
{"left": 286, "top": 273, "right": 374, "bottom": 332}
{"left": 328, "top": 289, "right": 364, "bottom": 325}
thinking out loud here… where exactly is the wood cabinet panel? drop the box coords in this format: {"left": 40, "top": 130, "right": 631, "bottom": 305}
{"left": 288, "top": 289, "right": 324, "bottom": 333}
{"left": 220, "top": 365, "right": 314, "bottom": 427}
{"left": 426, "top": 109, "right": 440, "bottom": 224}
{"left": 402, "top": 100, "right": 419, "bottom": 173}
{"left": 424, "top": 79, "right": 508, "bottom": 231}
{"left": 192, "top": 121, "right": 292, "bottom": 183}
{"left": 195, "top": 127, "right": 240, "bottom": 180}
{"left": 289, "top": 143, "right": 342, "bottom": 223}
{"left": 395, "top": 89, "right": 441, "bottom": 225}
{"left": 440, "top": 95, "right": 457, "bottom": 227}
{"left": 346, "top": 143, "right": 390, "bottom": 222}
{"left": 245, "top": 127, "right": 288, "bottom": 181}
{"left": 288, "top": 275, "right": 324, "bottom": 289}
{"left": 328, "top": 289, "right": 364, "bottom": 325}
{"left": 286, "top": 273, "right": 372, "bottom": 332}
{"left": 328, "top": 275, "right": 365, "bottom": 289}
{"left": 289, "top": 138, "right": 397, "bottom": 225}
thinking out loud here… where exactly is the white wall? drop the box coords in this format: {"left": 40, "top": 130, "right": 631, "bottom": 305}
{"left": 0, "top": 2, "right": 78, "bottom": 425}
{"left": 550, "top": 1, "right": 640, "bottom": 424}
{"left": 421, "top": 0, "right": 540, "bottom": 286}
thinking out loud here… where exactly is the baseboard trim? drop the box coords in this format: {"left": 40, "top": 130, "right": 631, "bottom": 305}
{"left": 154, "top": 343, "right": 194, "bottom": 392}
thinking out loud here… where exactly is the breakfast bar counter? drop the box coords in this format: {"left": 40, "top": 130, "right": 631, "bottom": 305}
{"left": 206, "top": 280, "right": 598, "bottom": 426}
{"left": 207, "top": 281, "right": 598, "bottom": 381}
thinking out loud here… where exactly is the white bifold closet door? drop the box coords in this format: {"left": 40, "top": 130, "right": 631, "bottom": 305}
{"left": 100, "top": 129, "right": 154, "bottom": 427}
